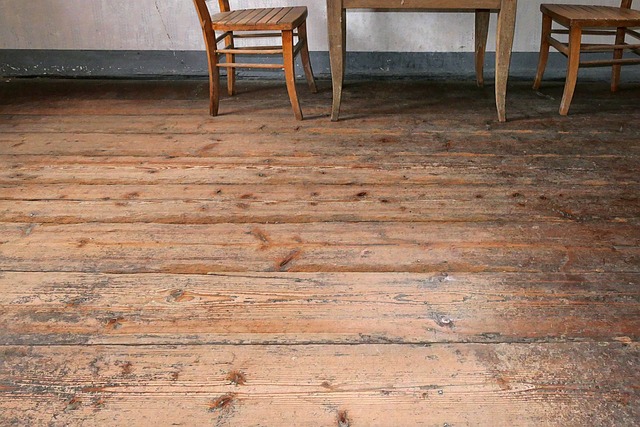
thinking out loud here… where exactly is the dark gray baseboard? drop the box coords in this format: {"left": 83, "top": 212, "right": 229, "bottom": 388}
{"left": 1, "top": 49, "right": 639, "bottom": 82}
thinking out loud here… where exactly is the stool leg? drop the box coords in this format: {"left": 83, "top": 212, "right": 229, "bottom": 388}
{"left": 205, "top": 38, "right": 220, "bottom": 116}
{"left": 282, "top": 30, "right": 303, "bottom": 120}
{"left": 559, "top": 26, "right": 582, "bottom": 115}
{"left": 298, "top": 22, "right": 318, "bottom": 93}
{"left": 533, "top": 13, "right": 552, "bottom": 90}
{"left": 225, "top": 32, "right": 236, "bottom": 96}
{"left": 612, "top": 26, "right": 626, "bottom": 92}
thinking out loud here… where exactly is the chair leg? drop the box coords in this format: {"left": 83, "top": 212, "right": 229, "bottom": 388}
{"left": 559, "top": 26, "right": 582, "bottom": 116}
{"left": 611, "top": 26, "right": 626, "bottom": 92}
{"left": 282, "top": 30, "right": 303, "bottom": 120}
{"left": 225, "top": 32, "right": 236, "bottom": 96}
{"left": 297, "top": 22, "right": 318, "bottom": 93}
{"left": 533, "top": 13, "right": 552, "bottom": 90}
{"left": 205, "top": 45, "right": 220, "bottom": 116}
{"left": 475, "top": 9, "right": 490, "bottom": 88}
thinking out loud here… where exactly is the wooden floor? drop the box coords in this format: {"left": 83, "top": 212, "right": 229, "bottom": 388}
{"left": 0, "top": 76, "right": 639, "bottom": 426}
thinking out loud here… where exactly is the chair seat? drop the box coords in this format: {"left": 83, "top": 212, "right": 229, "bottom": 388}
{"left": 212, "top": 7, "right": 308, "bottom": 31}
{"left": 541, "top": 4, "right": 640, "bottom": 27}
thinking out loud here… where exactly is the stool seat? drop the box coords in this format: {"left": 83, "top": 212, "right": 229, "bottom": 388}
{"left": 212, "top": 7, "right": 308, "bottom": 31}
{"left": 192, "top": 1, "right": 317, "bottom": 120}
{"left": 533, "top": 1, "right": 640, "bottom": 115}
{"left": 541, "top": 4, "right": 640, "bottom": 27}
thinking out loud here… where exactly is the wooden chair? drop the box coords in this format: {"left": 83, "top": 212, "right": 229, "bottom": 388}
{"left": 192, "top": 0, "right": 317, "bottom": 120}
{"left": 533, "top": 1, "right": 640, "bottom": 115}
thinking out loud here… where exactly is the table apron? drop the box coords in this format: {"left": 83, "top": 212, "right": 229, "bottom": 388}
{"left": 342, "top": 0, "right": 503, "bottom": 10}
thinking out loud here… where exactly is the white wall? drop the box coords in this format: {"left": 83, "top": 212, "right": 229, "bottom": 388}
{"left": 0, "top": 0, "right": 621, "bottom": 52}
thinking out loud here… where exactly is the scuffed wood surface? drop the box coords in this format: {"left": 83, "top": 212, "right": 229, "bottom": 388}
{"left": 0, "top": 272, "right": 638, "bottom": 345}
{"left": 1, "top": 154, "right": 639, "bottom": 187}
{"left": 0, "top": 221, "right": 638, "bottom": 273}
{"left": 0, "top": 343, "right": 638, "bottom": 426}
{"left": 2, "top": 130, "right": 640, "bottom": 157}
{"left": 0, "top": 78, "right": 638, "bottom": 425}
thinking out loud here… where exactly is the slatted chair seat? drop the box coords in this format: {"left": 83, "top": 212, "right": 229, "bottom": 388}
{"left": 212, "top": 7, "right": 309, "bottom": 31}
{"left": 541, "top": 4, "right": 640, "bottom": 27}
{"left": 192, "top": 1, "right": 317, "bottom": 120}
{"left": 533, "top": 1, "right": 640, "bottom": 115}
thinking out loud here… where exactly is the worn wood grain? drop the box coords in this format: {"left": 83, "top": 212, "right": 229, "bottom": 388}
{"left": 0, "top": 222, "right": 638, "bottom": 274}
{"left": 0, "top": 343, "right": 637, "bottom": 426}
{"left": 1, "top": 155, "right": 638, "bottom": 187}
{"left": 3, "top": 111, "right": 640, "bottom": 135}
{"left": 0, "top": 78, "right": 638, "bottom": 425}
{"left": 3, "top": 131, "right": 640, "bottom": 157}
{"left": 0, "top": 183, "right": 638, "bottom": 223}
{"left": 2, "top": 183, "right": 636, "bottom": 203}
{"left": 0, "top": 272, "right": 638, "bottom": 345}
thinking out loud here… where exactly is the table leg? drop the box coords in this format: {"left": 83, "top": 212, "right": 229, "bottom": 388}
{"left": 475, "top": 9, "right": 490, "bottom": 88}
{"left": 327, "top": 0, "right": 346, "bottom": 121}
{"left": 495, "top": 0, "right": 517, "bottom": 122}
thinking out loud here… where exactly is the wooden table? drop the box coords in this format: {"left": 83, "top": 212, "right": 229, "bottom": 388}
{"left": 326, "top": 0, "right": 518, "bottom": 121}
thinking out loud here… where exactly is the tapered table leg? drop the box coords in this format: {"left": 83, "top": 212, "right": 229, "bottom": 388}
{"left": 327, "top": 0, "right": 346, "bottom": 121}
{"left": 475, "top": 9, "right": 490, "bottom": 88}
{"left": 495, "top": 0, "right": 517, "bottom": 122}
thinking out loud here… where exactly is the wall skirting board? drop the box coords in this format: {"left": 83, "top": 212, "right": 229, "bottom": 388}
{"left": 1, "top": 50, "right": 640, "bottom": 82}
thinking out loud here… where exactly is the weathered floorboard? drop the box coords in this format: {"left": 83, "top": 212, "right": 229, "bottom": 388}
{"left": 0, "top": 272, "right": 637, "bottom": 345}
{"left": 0, "top": 343, "right": 637, "bottom": 426}
{"left": 1, "top": 180, "right": 638, "bottom": 224}
{"left": 1, "top": 155, "right": 638, "bottom": 188}
{"left": 1, "top": 222, "right": 638, "bottom": 274}
{"left": 1, "top": 114, "right": 639, "bottom": 137}
{"left": 3, "top": 131, "right": 640, "bottom": 157}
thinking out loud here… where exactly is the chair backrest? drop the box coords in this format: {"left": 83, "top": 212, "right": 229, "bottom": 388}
{"left": 218, "top": 0, "right": 231, "bottom": 12}
{"left": 621, "top": 0, "right": 633, "bottom": 9}
{"left": 192, "top": 0, "right": 212, "bottom": 29}
{"left": 192, "top": 0, "right": 232, "bottom": 29}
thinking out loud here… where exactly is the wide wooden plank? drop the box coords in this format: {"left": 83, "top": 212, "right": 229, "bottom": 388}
{"left": 1, "top": 155, "right": 638, "bottom": 187}
{"left": 3, "top": 131, "right": 640, "bottom": 157}
{"left": 2, "top": 221, "right": 636, "bottom": 245}
{"left": 0, "top": 193, "right": 635, "bottom": 224}
{"left": 0, "top": 272, "right": 637, "bottom": 345}
{"left": 0, "top": 343, "right": 637, "bottom": 426}
{"left": 5, "top": 221, "right": 636, "bottom": 245}
{"left": 0, "top": 183, "right": 638, "bottom": 223}
{"left": 0, "top": 222, "right": 637, "bottom": 274}
{"left": 2, "top": 183, "right": 635, "bottom": 202}
{"left": 4, "top": 153, "right": 639, "bottom": 170}
{"left": 2, "top": 111, "right": 640, "bottom": 135}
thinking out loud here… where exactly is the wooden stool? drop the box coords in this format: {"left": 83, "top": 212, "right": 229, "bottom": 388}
{"left": 192, "top": 0, "right": 318, "bottom": 120}
{"left": 533, "top": 1, "right": 640, "bottom": 115}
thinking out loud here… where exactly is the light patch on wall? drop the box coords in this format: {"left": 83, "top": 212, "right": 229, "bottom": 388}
{"left": 0, "top": 0, "right": 626, "bottom": 52}
{"left": 154, "top": 0, "right": 175, "bottom": 49}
